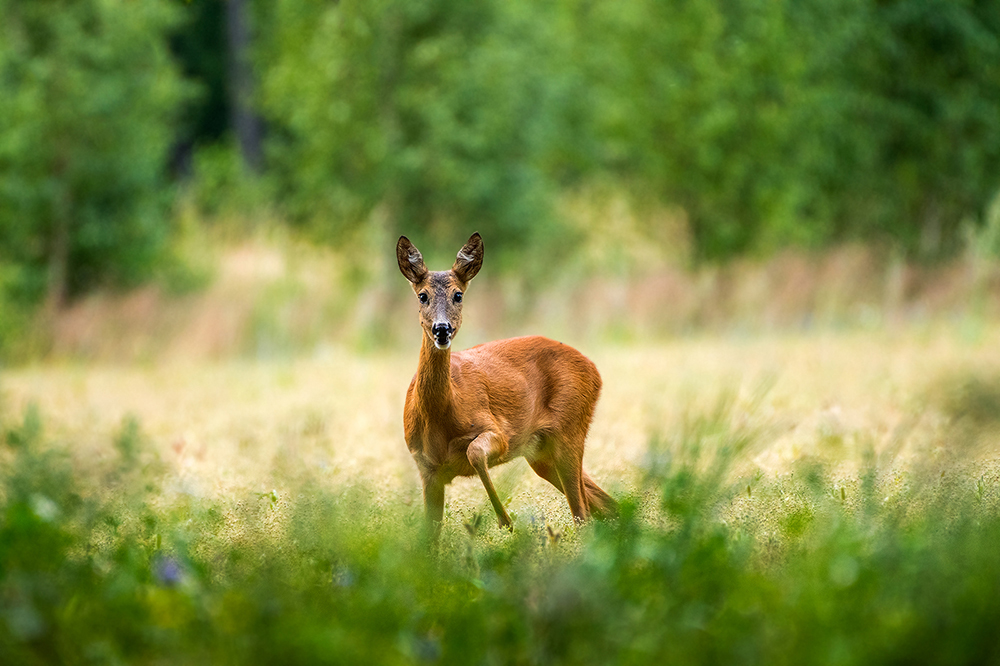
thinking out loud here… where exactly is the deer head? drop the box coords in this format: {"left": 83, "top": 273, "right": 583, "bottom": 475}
{"left": 397, "top": 233, "right": 484, "bottom": 350}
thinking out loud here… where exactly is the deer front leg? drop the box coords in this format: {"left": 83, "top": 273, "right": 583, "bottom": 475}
{"left": 467, "top": 432, "right": 513, "bottom": 531}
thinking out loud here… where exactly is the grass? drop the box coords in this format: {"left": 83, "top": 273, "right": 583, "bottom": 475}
{"left": 2, "top": 326, "right": 1000, "bottom": 664}
{"left": 37, "top": 231, "right": 1000, "bottom": 362}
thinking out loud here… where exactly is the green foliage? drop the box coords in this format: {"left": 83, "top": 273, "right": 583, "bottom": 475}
{"left": 0, "top": 262, "right": 44, "bottom": 361}
{"left": 836, "top": 0, "right": 1000, "bottom": 256}
{"left": 3, "top": 398, "right": 1000, "bottom": 664}
{"left": 0, "top": 0, "right": 192, "bottom": 304}
{"left": 927, "top": 371, "right": 1000, "bottom": 450}
{"left": 583, "top": 0, "right": 1000, "bottom": 260}
{"left": 184, "top": 141, "right": 276, "bottom": 223}
{"left": 257, "top": 0, "right": 584, "bottom": 257}
{"left": 245, "top": 0, "right": 1000, "bottom": 263}
{"left": 2, "top": 0, "right": 1000, "bottom": 339}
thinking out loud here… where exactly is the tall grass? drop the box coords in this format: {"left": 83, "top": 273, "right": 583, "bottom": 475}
{"left": 27, "top": 207, "right": 1000, "bottom": 363}
{"left": 3, "top": 387, "right": 999, "bottom": 666}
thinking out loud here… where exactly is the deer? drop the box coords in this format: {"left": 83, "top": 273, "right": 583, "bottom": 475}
{"left": 396, "top": 232, "right": 617, "bottom": 533}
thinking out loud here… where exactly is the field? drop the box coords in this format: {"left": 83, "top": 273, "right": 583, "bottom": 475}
{"left": 3, "top": 318, "right": 1000, "bottom": 664}
{"left": 5, "top": 1, "right": 1000, "bottom": 661}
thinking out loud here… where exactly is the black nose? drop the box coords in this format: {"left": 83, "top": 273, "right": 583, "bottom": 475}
{"left": 432, "top": 323, "right": 452, "bottom": 341}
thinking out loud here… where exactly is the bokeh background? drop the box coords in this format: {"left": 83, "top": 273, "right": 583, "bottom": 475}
{"left": 4, "top": 3, "right": 1000, "bottom": 663}
{"left": 1, "top": 0, "right": 1000, "bottom": 360}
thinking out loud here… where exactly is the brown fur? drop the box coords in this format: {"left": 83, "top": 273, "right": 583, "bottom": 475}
{"left": 397, "top": 233, "right": 617, "bottom": 531}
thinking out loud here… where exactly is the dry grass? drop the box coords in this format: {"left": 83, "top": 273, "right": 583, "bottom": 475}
{"left": 41, "top": 233, "right": 1000, "bottom": 362}
{"left": 6, "top": 232, "right": 1000, "bottom": 663}
{"left": 5, "top": 322, "right": 998, "bottom": 539}
{"left": 7, "top": 300, "right": 1000, "bottom": 664}
{"left": 9, "top": 233, "right": 1000, "bottom": 541}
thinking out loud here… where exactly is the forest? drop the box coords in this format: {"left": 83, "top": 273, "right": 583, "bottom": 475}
{"left": 2, "top": 0, "right": 999, "bottom": 355}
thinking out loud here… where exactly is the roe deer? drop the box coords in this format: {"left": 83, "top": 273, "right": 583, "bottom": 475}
{"left": 397, "top": 232, "right": 616, "bottom": 531}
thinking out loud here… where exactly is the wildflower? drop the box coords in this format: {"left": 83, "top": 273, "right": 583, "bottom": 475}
{"left": 154, "top": 556, "right": 184, "bottom": 587}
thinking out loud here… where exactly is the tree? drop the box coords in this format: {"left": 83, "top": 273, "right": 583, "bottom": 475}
{"left": 257, "top": 0, "right": 589, "bottom": 262}
{"left": 0, "top": 0, "right": 190, "bottom": 314}
{"left": 584, "top": 0, "right": 1000, "bottom": 260}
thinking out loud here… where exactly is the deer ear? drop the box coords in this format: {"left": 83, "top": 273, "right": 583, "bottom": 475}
{"left": 452, "top": 232, "right": 484, "bottom": 283}
{"left": 397, "top": 236, "right": 428, "bottom": 284}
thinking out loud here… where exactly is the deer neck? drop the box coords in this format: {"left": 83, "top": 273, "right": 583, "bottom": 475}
{"left": 415, "top": 333, "right": 454, "bottom": 413}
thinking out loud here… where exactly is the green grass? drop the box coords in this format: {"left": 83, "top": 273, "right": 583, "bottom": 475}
{"left": 3, "top": 384, "right": 1000, "bottom": 666}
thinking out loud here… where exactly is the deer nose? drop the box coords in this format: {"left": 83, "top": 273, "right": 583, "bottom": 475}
{"left": 432, "top": 323, "right": 454, "bottom": 345}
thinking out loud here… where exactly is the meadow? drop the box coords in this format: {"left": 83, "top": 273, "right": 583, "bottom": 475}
{"left": 4, "top": 1, "right": 1000, "bottom": 661}
{"left": 3, "top": 302, "right": 1000, "bottom": 663}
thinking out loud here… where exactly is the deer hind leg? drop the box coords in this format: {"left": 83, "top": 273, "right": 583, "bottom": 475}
{"left": 467, "top": 432, "right": 514, "bottom": 531}
{"left": 528, "top": 438, "right": 584, "bottom": 520}
{"left": 555, "top": 463, "right": 589, "bottom": 521}
{"left": 527, "top": 459, "right": 564, "bottom": 492}
{"left": 551, "top": 445, "right": 590, "bottom": 522}
{"left": 534, "top": 433, "right": 614, "bottom": 521}
{"left": 422, "top": 475, "right": 445, "bottom": 527}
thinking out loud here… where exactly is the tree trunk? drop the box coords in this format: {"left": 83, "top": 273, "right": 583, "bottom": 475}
{"left": 919, "top": 196, "right": 942, "bottom": 259}
{"left": 45, "top": 159, "right": 72, "bottom": 314}
{"left": 225, "top": 0, "right": 263, "bottom": 172}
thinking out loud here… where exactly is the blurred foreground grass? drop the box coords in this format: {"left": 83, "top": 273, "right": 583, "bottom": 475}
{"left": 2, "top": 329, "right": 1000, "bottom": 664}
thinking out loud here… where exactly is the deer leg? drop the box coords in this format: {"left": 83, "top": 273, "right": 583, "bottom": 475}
{"left": 531, "top": 457, "right": 590, "bottom": 521}
{"left": 467, "top": 432, "right": 513, "bottom": 531}
{"left": 527, "top": 459, "right": 564, "bottom": 492}
{"left": 555, "top": 454, "right": 590, "bottom": 522}
{"left": 582, "top": 471, "right": 618, "bottom": 519}
{"left": 422, "top": 476, "right": 445, "bottom": 530}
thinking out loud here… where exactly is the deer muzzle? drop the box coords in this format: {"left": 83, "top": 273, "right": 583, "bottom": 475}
{"left": 431, "top": 322, "right": 454, "bottom": 349}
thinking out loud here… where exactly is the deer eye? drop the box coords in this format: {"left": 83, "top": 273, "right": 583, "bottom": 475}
{"left": 453, "top": 292, "right": 463, "bottom": 303}
{"left": 418, "top": 292, "right": 429, "bottom": 304}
